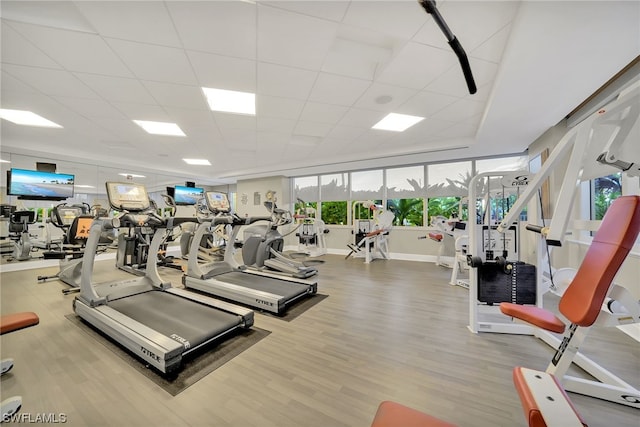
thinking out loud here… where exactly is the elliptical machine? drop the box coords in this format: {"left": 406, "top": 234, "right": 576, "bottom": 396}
{"left": 8, "top": 211, "right": 37, "bottom": 261}
{"left": 37, "top": 203, "right": 106, "bottom": 294}
{"left": 241, "top": 192, "right": 318, "bottom": 280}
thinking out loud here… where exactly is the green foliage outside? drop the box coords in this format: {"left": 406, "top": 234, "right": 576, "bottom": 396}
{"left": 593, "top": 173, "right": 621, "bottom": 220}
{"left": 294, "top": 201, "right": 318, "bottom": 217}
{"left": 427, "top": 197, "right": 460, "bottom": 221}
{"left": 321, "top": 201, "right": 347, "bottom": 225}
{"left": 386, "top": 198, "right": 423, "bottom": 226}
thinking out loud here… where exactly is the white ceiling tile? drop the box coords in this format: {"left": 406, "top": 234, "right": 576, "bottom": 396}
{"left": 142, "top": 81, "right": 208, "bottom": 110}
{"left": 353, "top": 83, "right": 416, "bottom": 112}
{"left": 52, "top": 97, "right": 126, "bottom": 120}
{"left": 106, "top": 39, "right": 197, "bottom": 85}
{"left": 1, "top": 1, "right": 95, "bottom": 32}
{"left": 377, "top": 42, "right": 457, "bottom": 89}
{"left": 337, "top": 108, "right": 386, "bottom": 129}
{"left": 1, "top": 70, "right": 40, "bottom": 95}
{"left": 163, "top": 108, "right": 216, "bottom": 128}
{"left": 1, "top": 23, "right": 62, "bottom": 69}
{"left": 2, "top": 64, "right": 98, "bottom": 98}
{"left": 321, "top": 52, "right": 378, "bottom": 81}
{"left": 293, "top": 121, "right": 333, "bottom": 138}
{"left": 257, "top": 63, "right": 317, "bottom": 100}
{"left": 188, "top": 51, "right": 256, "bottom": 92}
{"left": 434, "top": 116, "right": 481, "bottom": 139}
{"left": 257, "top": 5, "right": 338, "bottom": 70}
{"left": 213, "top": 114, "right": 257, "bottom": 133}
{"left": 431, "top": 99, "right": 486, "bottom": 122}
{"left": 257, "top": 117, "right": 297, "bottom": 135}
{"left": 343, "top": 1, "right": 428, "bottom": 40}
{"left": 397, "top": 91, "right": 459, "bottom": 118}
{"left": 400, "top": 117, "right": 457, "bottom": 141}
{"left": 326, "top": 125, "right": 367, "bottom": 142}
{"left": 166, "top": 1, "right": 256, "bottom": 59}
{"left": 8, "top": 21, "right": 132, "bottom": 77}
{"left": 74, "top": 73, "right": 156, "bottom": 104}
{"left": 470, "top": 24, "right": 513, "bottom": 64}
{"left": 299, "top": 102, "right": 349, "bottom": 124}
{"left": 74, "top": 1, "right": 181, "bottom": 47}
{"left": 111, "top": 102, "right": 168, "bottom": 121}
{"left": 261, "top": 1, "right": 349, "bottom": 22}
{"left": 256, "top": 95, "right": 305, "bottom": 120}
{"left": 308, "top": 73, "right": 371, "bottom": 106}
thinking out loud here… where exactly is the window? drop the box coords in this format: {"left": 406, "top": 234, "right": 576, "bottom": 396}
{"left": 427, "top": 161, "right": 471, "bottom": 222}
{"left": 476, "top": 155, "right": 529, "bottom": 174}
{"left": 321, "top": 201, "right": 347, "bottom": 225}
{"left": 294, "top": 176, "right": 318, "bottom": 204}
{"left": 386, "top": 166, "right": 425, "bottom": 227}
{"left": 591, "top": 172, "right": 622, "bottom": 220}
{"left": 320, "top": 173, "right": 348, "bottom": 200}
{"left": 387, "top": 198, "right": 424, "bottom": 226}
{"left": 427, "top": 196, "right": 461, "bottom": 222}
{"left": 351, "top": 169, "right": 383, "bottom": 200}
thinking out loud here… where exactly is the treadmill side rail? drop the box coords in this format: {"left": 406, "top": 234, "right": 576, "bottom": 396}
{"left": 74, "top": 300, "right": 183, "bottom": 373}
{"left": 166, "top": 288, "right": 254, "bottom": 327}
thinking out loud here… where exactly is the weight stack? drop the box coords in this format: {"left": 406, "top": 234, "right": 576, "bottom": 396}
{"left": 477, "top": 261, "right": 536, "bottom": 305}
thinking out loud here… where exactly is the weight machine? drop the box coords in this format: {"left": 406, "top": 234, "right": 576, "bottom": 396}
{"left": 495, "top": 81, "right": 640, "bottom": 407}
{"left": 466, "top": 171, "right": 535, "bottom": 334}
{"left": 346, "top": 201, "right": 394, "bottom": 264}
{"left": 294, "top": 202, "right": 328, "bottom": 258}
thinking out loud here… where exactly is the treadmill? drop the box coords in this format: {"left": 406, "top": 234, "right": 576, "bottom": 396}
{"left": 183, "top": 191, "right": 317, "bottom": 315}
{"left": 73, "top": 182, "right": 254, "bottom": 374}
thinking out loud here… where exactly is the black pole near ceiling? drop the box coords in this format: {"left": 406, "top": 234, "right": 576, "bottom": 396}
{"left": 418, "top": 0, "right": 477, "bottom": 95}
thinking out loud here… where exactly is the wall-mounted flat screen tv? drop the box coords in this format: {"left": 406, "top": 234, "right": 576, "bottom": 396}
{"left": 7, "top": 168, "right": 74, "bottom": 200}
{"left": 173, "top": 185, "right": 204, "bottom": 205}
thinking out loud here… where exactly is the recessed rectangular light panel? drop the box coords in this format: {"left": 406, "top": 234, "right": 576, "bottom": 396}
{"left": 133, "top": 120, "right": 186, "bottom": 136}
{"left": 183, "top": 158, "right": 211, "bottom": 165}
{"left": 202, "top": 88, "right": 256, "bottom": 115}
{"left": 372, "top": 113, "right": 424, "bottom": 132}
{"left": 0, "top": 109, "right": 62, "bottom": 128}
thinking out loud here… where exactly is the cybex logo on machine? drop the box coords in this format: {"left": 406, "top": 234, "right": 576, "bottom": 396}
{"left": 500, "top": 172, "right": 530, "bottom": 188}
{"left": 255, "top": 299, "right": 274, "bottom": 307}
{"left": 170, "top": 334, "right": 191, "bottom": 349}
{"left": 140, "top": 346, "right": 161, "bottom": 362}
{"left": 511, "top": 175, "right": 529, "bottom": 186}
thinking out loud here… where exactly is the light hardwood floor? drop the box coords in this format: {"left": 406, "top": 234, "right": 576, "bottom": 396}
{"left": 1, "top": 256, "right": 638, "bottom": 426}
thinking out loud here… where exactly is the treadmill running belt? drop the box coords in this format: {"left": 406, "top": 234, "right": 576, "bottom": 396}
{"left": 217, "top": 271, "right": 308, "bottom": 300}
{"left": 108, "top": 291, "right": 242, "bottom": 349}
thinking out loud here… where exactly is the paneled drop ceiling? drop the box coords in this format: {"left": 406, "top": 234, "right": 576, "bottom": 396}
{"left": 1, "top": 1, "right": 638, "bottom": 185}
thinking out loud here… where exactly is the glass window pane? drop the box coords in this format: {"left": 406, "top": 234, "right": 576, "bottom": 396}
{"left": 321, "top": 201, "right": 347, "bottom": 225}
{"left": 427, "top": 197, "right": 461, "bottom": 221}
{"left": 387, "top": 198, "right": 424, "bottom": 226}
{"left": 320, "top": 173, "right": 349, "bottom": 200}
{"left": 352, "top": 200, "right": 382, "bottom": 221}
{"left": 386, "top": 166, "right": 424, "bottom": 198}
{"left": 476, "top": 155, "right": 529, "bottom": 174}
{"left": 591, "top": 173, "right": 622, "bottom": 220}
{"left": 427, "top": 161, "right": 472, "bottom": 197}
{"left": 294, "top": 176, "right": 318, "bottom": 202}
{"left": 351, "top": 169, "right": 383, "bottom": 200}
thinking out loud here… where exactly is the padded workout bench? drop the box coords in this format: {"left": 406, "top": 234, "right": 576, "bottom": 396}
{"left": 1, "top": 312, "right": 39, "bottom": 422}
{"left": 370, "top": 367, "right": 584, "bottom": 427}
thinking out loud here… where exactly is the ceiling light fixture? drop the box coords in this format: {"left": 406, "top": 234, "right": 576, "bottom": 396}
{"left": 202, "top": 87, "right": 256, "bottom": 115}
{"left": 118, "top": 173, "right": 146, "bottom": 179}
{"left": 0, "top": 159, "right": 10, "bottom": 163}
{"left": 372, "top": 113, "right": 425, "bottom": 132}
{"left": 183, "top": 158, "right": 211, "bottom": 166}
{"left": 74, "top": 185, "right": 95, "bottom": 188}
{"left": 0, "top": 109, "right": 62, "bottom": 128}
{"left": 133, "top": 120, "right": 186, "bottom": 136}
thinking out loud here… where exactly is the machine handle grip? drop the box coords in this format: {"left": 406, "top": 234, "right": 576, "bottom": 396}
{"left": 526, "top": 224, "right": 549, "bottom": 236}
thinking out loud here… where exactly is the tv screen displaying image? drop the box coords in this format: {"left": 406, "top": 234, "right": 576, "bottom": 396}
{"left": 174, "top": 185, "right": 203, "bottom": 205}
{"left": 8, "top": 168, "right": 74, "bottom": 199}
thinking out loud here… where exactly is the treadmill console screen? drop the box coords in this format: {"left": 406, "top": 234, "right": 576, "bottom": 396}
{"left": 206, "top": 191, "right": 230, "bottom": 213}
{"left": 106, "top": 182, "right": 150, "bottom": 212}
